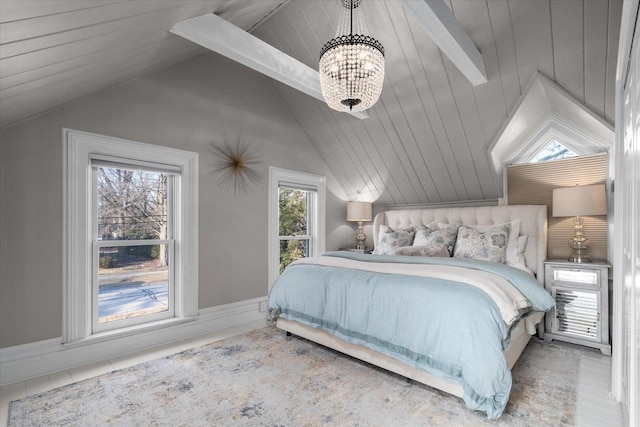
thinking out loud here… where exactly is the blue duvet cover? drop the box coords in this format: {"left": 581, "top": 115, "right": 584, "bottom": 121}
{"left": 268, "top": 252, "right": 554, "bottom": 419}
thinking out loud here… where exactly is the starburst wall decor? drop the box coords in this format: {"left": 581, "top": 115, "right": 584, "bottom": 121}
{"left": 210, "top": 133, "right": 263, "bottom": 196}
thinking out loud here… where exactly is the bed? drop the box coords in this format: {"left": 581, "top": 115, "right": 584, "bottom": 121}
{"left": 268, "top": 205, "right": 553, "bottom": 419}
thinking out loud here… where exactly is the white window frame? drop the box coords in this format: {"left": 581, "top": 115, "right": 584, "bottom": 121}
{"left": 63, "top": 129, "right": 199, "bottom": 344}
{"left": 268, "top": 167, "right": 325, "bottom": 291}
{"left": 504, "top": 112, "right": 609, "bottom": 166}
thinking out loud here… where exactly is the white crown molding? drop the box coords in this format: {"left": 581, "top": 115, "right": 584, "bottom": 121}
{"left": 0, "top": 297, "right": 267, "bottom": 386}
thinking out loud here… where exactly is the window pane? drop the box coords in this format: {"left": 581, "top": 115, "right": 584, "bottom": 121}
{"left": 97, "top": 167, "right": 168, "bottom": 240}
{"left": 278, "top": 188, "right": 308, "bottom": 236}
{"left": 98, "top": 244, "right": 169, "bottom": 324}
{"left": 279, "top": 239, "right": 309, "bottom": 273}
{"left": 532, "top": 140, "right": 578, "bottom": 162}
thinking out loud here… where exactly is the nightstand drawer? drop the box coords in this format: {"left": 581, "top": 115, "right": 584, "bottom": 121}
{"left": 546, "top": 265, "right": 601, "bottom": 288}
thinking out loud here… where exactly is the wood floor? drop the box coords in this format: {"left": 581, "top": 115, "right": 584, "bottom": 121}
{"left": 0, "top": 321, "right": 623, "bottom": 426}
{"left": 575, "top": 347, "right": 625, "bottom": 426}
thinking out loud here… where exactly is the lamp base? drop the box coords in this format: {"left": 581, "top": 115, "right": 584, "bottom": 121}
{"left": 567, "top": 215, "right": 591, "bottom": 263}
{"left": 568, "top": 251, "right": 592, "bottom": 263}
{"left": 355, "top": 221, "right": 367, "bottom": 251}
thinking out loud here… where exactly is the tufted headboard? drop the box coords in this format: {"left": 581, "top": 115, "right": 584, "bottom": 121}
{"left": 373, "top": 205, "right": 547, "bottom": 284}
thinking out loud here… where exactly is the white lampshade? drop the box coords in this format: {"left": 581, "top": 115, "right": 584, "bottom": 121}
{"left": 347, "top": 201, "right": 372, "bottom": 222}
{"left": 552, "top": 184, "right": 607, "bottom": 217}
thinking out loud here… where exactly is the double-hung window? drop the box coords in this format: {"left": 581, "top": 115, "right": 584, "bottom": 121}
{"left": 278, "top": 186, "right": 313, "bottom": 273}
{"left": 268, "top": 167, "right": 326, "bottom": 290}
{"left": 64, "top": 129, "right": 198, "bottom": 343}
{"left": 92, "top": 159, "right": 176, "bottom": 332}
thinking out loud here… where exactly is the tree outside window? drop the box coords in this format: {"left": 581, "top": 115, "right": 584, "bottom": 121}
{"left": 95, "top": 166, "right": 173, "bottom": 327}
{"left": 278, "top": 188, "right": 310, "bottom": 273}
{"left": 532, "top": 140, "right": 578, "bottom": 162}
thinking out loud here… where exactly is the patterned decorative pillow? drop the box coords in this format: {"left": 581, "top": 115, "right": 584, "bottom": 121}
{"left": 468, "top": 219, "right": 521, "bottom": 267}
{"left": 393, "top": 244, "right": 450, "bottom": 257}
{"left": 453, "top": 224, "right": 510, "bottom": 263}
{"left": 413, "top": 224, "right": 459, "bottom": 256}
{"left": 372, "top": 225, "right": 417, "bottom": 255}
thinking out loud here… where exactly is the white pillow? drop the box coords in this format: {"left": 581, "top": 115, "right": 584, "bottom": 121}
{"left": 423, "top": 220, "right": 439, "bottom": 230}
{"left": 517, "top": 235, "right": 528, "bottom": 265}
{"left": 515, "top": 235, "right": 534, "bottom": 274}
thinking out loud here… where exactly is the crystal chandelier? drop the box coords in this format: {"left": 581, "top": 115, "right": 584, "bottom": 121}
{"left": 319, "top": 0, "right": 385, "bottom": 112}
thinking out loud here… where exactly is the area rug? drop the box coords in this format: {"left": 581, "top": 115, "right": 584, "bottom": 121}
{"left": 9, "top": 326, "right": 586, "bottom": 426}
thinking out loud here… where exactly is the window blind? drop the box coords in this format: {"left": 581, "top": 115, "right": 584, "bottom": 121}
{"left": 91, "top": 154, "right": 181, "bottom": 175}
{"left": 278, "top": 181, "right": 318, "bottom": 192}
{"left": 507, "top": 153, "right": 608, "bottom": 260}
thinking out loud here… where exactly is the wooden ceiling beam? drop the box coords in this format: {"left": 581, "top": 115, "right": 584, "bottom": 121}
{"left": 170, "top": 13, "right": 368, "bottom": 120}
{"left": 401, "top": 0, "right": 487, "bottom": 86}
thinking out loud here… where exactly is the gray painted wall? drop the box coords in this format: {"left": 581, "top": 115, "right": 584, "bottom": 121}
{"left": 0, "top": 53, "right": 353, "bottom": 348}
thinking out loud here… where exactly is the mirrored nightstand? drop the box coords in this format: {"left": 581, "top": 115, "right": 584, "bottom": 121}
{"left": 543, "top": 259, "right": 611, "bottom": 355}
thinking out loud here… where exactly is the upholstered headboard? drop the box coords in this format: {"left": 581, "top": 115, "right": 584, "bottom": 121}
{"left": 372, "top": 205, "right": 547, "bottom": 284}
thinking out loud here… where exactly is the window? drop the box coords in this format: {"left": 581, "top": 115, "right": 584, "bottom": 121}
{"left": 93, "top": 164, "right": 174, "bottom": 332}
{"left": 268, "top": 167, "right": 325, "bottom": 290}
{"left": 278, "top": 187, "right": 311, "bottom": 273}
{"left": 64, "top": 129, "right": 198, "bottom": 343}
{"left": 531, "top": 140, "right": 578, "bottom": 163}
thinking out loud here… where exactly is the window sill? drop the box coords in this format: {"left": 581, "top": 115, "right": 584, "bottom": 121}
{"left": 63, "top": 316, "right": 197, "bottom": 349}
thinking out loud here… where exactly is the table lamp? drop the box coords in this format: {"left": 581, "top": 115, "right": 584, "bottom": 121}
{"left": 552, "top": 184, "right": 607, "bottom": 263}
{"left": 347, "top": 201, "right": 372, "bottom": 250}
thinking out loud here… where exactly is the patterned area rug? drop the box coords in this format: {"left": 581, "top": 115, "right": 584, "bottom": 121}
{"left": 9, "top": 326, "right": 586, "bottom": 426}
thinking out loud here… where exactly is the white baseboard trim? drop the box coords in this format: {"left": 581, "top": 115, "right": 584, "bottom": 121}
{"left": 0, "top": 296, "right": 267, "bottom": 386}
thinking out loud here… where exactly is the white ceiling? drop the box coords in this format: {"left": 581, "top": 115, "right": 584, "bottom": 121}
{"left": 0, "top": 0, "right": 288, "bottom": 127}
{"left": 252, "top": 0, "right": 622, "bottom": 205}
{"left": 0, "top": 0, "right": 623, "bottom": 206}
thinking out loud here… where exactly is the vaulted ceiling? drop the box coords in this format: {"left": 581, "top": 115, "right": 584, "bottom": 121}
{"left": 0, "top": 0, "right": 287, "bottom": 127}
{"left": 0, "top": 0, "right": 622, "bottom": 206}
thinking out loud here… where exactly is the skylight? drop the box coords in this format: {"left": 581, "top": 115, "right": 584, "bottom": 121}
{"left": 531, "top": 140, "right": 578, "bottom": 163}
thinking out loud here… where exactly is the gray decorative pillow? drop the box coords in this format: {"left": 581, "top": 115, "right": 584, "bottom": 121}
{"left": 393, "top": 244, "right": 450, "bottom": 257}
{"left": 413, "top": 224, "right": 459, "bottom": 256}
{"left": 373, "top": 225, "right": 416, "bottom": 255}
{"left": 453, "top": 224, "right": 510, "bottom": 263}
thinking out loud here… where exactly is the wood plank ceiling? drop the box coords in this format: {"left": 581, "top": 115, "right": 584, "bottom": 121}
{"left": 0, "top": 0, "right": 623, "bottom": 206}
{"left": 0, "top": 0, "right": 287, "bottom": 127}
{"left": 252, "top": 0, "right": 622, "bottom": 206}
